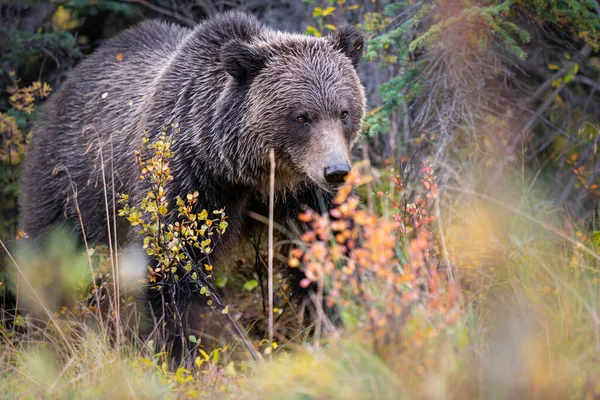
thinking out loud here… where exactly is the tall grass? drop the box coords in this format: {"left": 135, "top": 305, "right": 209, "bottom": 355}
{"left": 2, "top": 138, "right": 600, "bottom": 399}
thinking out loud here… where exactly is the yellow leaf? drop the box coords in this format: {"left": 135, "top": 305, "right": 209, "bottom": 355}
{"left": 548, "top": 64, "right": 560, "bottom": 70}
{"left": 141, "top": 357, "right": 153, "bottom": 368}
{"left": 322, "top": 6, "right": 336, "bottom": 16}
{"left": 306, "top": 25, "right": 321, "bottom": 37}
{"left": 199, "top": 349, "right": 210, "bottom": 361}
{"left": 52, "top": 5, "right": 80, "bottom": 31}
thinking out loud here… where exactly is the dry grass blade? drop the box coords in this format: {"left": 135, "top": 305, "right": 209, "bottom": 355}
{"left": 268, "top": 148, "right": 275, "bottom": 356}
{"left": 97, "top": 139, "right": 122, "bottom": 349}
{"left": 435, "top": 196, "right": 454, "bottom": 285}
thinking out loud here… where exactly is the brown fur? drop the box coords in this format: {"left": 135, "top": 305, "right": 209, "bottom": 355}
{"left": 19, "top": 12, "right": 366, "bottom": 352}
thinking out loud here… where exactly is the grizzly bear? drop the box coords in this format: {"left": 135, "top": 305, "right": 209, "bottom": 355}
{"left": 19, "top": 12, "right": 365, "bottom": 350}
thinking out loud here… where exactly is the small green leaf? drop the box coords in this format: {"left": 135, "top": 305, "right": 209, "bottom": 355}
{"left": 243, "top": 279, "right": 259, "bottom": 291}
{"left": 14, "top": 314, "right": 26, "bottom": 327}
{"left": 216, "top": 275, "right": 227, "bottom": 288}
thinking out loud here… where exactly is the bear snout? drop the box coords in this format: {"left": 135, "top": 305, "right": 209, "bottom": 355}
{"left": 324, "top": 162, "right": 351, "bottom": 186}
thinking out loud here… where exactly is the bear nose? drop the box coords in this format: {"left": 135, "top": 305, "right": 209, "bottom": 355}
{"left": 324, "top": 163, "right": 351, "bottom": 185}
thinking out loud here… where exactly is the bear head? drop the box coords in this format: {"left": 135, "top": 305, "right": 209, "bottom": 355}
{"left": 220, "top": 25, "right": 366, "bottom": 192}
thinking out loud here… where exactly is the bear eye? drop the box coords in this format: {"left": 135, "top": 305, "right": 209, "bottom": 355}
{"left": 340, "top": 111, "right": 349, "bottom": 121}
{"left": 297, "top": 116, "right": 308, "bottom": 125}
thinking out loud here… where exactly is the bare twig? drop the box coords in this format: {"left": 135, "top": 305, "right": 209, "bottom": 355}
{"left": 267, "top": 148, "right": 275, "bottom": 357}
{"left": 572, "top": 75, "right": 600, "bottom": 92}
{"left": 61, "top": 166, "right": 104, "bottom": 329}
{"left": 515, "top": 84, "right": 564, "bottom": 145}
{"left": 434, "top": 196, "right": 454, "bottom": 285}
{"left": 246, "top": 210, "right": 295, "bottom": 240}
{"left": 97, "top": 138, "right": 122, "bottom": 348}
{"left": 519, "top": 43, "right": 592, "bottom": 108}
{"left": 225, "top": 311, "right": 262, "bottom": 361}
{"left": 361, "top": 141, "right": 374, "bottom": 215}
{"left": 204, "top": 284, "right": 262, "bottom": 361}
{"left": 310, "top": 277, "right": 325, "bottom": 348}
{"left": 110, "top": 134, "right": 121, "bottom": 349}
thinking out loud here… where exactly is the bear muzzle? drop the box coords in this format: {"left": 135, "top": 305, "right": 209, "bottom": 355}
{"left": 324, "top": 162, "right": 351, "bottom": 186}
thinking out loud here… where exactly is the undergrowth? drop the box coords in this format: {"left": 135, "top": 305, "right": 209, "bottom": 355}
{"left": 2, "top": 126, "right": 600, "bottom": 399}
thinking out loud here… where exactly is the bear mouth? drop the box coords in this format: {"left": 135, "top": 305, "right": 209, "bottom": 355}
{"left": 313, "top": 179, "right": 345, "bottom": 194}
{"left": 326, "top": 181, "right": 345, "bottom": 191}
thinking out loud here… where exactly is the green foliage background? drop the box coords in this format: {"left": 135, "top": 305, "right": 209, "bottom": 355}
{"left": 2, "top": 0, "right": 600, "bottom": 237}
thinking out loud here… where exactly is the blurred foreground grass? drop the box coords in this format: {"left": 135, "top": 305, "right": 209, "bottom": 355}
{"left": 2, "top": 162, "right": 600, "bottom": 400}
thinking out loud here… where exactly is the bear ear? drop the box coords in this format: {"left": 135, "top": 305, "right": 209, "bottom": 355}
{"left": 327, "top": 25, "right": 364, "bottom": 68}
{"left": 220, "top": 41, "right": 269, "bottom": 82}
